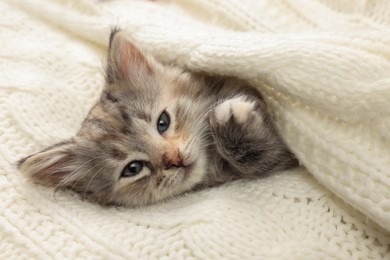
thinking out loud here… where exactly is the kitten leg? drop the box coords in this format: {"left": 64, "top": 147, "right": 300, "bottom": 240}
{"left": 209, "top": 96, "right": 298, "bottom": 178}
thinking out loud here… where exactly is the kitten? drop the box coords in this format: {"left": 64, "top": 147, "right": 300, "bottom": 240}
{"left": 17, "top": 29, "right": 298, "bottom": 207}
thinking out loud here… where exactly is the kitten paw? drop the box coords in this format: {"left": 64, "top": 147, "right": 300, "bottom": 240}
{"left": 213, "top": 96, "right": 258, "bottom": 124}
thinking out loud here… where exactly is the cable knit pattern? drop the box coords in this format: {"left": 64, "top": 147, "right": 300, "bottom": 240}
{"left": 1, "top": 0, "right": 390, "bottom": 258}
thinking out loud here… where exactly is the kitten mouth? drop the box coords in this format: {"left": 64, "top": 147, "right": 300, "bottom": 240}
{"left": 175, "top": 160, "right": 195, "bottom": 178}
{"left": 183, "top": 163, "right": 194, "bottom": 175}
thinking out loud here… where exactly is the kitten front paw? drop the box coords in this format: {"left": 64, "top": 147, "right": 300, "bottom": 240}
{"left": 209, "top": 95, "right": 298, "bottom": 179}
{"left": 213, "top": 96, "right": 258, "bottom": 125}
{"left": 209, "top": 95, "right": 267, "bottom": 173}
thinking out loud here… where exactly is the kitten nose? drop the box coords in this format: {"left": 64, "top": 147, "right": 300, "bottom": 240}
{"left": 163, "top": 150, "right": 184, "bottom": 169}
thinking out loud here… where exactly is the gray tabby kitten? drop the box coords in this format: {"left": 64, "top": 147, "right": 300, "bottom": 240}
{"left": 18, "top": 29, "right": 298, "bottom": 207}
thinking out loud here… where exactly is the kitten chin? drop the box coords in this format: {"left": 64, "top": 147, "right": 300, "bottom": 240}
{"left": 17, "top": 29, "right": 298, "bottom": 207}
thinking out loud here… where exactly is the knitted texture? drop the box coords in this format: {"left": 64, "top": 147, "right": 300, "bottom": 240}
{"left": 1, "top": 0, "right": 390, "bottom": 258}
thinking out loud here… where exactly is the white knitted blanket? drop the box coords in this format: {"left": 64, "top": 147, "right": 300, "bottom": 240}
{"left": 1, "top": 0, "right": 390, "bottom": 258}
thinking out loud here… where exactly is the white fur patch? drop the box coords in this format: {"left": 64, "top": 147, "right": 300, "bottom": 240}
{"left": 214, "top": 100, "right": 232, "bottom": 123}
{"left": 214, "top": 96, "right": 255, "bottom": 124}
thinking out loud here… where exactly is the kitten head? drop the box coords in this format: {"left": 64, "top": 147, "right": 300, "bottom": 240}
{"left": 18, "top": 29, "right": 213, "bottom": 206}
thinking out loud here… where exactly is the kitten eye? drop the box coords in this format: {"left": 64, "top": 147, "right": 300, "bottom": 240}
{"left": 121, "top": 161, "right": 143, "bottom": 177}
{"left": 157, "top": 111, "right": 170, "bottom": 134}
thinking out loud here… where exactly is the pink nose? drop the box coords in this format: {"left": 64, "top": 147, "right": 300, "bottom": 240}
{"left": 163, "top": 150, "right": 184, "bottom": 169}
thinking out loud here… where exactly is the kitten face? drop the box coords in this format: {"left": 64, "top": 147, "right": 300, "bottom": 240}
{"left": 18, "top": 30, "right": 214, "bottom": 206}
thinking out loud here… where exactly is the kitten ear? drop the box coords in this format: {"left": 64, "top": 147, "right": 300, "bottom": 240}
{"left": 106, "top": 29, "right": 153, "bottom": 84}
{"left": 17, "top": 140, "right": 77, "bottom": 187}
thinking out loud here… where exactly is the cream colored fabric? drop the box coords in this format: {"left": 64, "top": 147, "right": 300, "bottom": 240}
{"left": 1, "top": 0, "right": 389, "bottom": 258}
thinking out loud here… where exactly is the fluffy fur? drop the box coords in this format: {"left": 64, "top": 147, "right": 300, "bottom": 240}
{"left": 17, "top": 30, "right": 298, "bottom": 207}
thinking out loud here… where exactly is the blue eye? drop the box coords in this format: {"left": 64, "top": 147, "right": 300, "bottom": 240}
{"left": 157, "top": 111, "right": 170, "bottom": 134}
{"left": 121, "top": 161, "right": 143, "bottom": 177}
